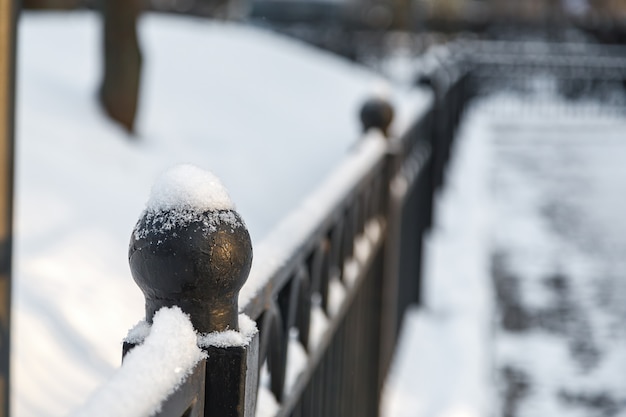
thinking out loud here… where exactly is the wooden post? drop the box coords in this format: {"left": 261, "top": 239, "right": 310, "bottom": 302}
{"left": 128, "top": 202, "right": 258, "bottom": 417}
{"left": 0, "top": 1, "right": 16, "bottom": 416}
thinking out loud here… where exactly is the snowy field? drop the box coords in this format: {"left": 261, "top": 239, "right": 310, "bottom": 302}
{"left": 14, "top": 11, "right": 427, "bottom": 417}
{"left": 383, "top": 92, "right": 626, "bottom": 417}
{"left": 16, "top": 10, "right": 626, "bottom": 417}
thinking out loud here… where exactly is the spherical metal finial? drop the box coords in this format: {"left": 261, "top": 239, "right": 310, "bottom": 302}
{"left": 129, "top": 209, "right": 252, "bottom": 333}
{"left": 128, "top": 166, "right": 253, "bottom": 334}
{"left": 416, "top": 73, "right": 434, "bottom": 88}
{"left": 359, "top": 97, "right": 394, "bottom": 137}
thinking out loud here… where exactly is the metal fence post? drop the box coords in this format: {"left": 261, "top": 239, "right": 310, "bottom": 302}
{"left": 0, "top": 1, "right": 17, "bottom": 416}
{"left": 128, "top": 204, "right": 258, "bottom": 417}
{"left": 358, "top": 97, "right": 404, "bottom": 389}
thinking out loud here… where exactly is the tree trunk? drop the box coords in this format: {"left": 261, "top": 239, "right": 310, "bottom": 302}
{"left": 100, "top": 0, "right": 142, "bottom": 133}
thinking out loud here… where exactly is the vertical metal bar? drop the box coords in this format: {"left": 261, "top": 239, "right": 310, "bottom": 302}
{"left": 379, "top": 151, "right": 404, "bottom": 381}
{"left": 343, "top": 309, "right": 352, "bottom": 417}
{"left": 0, "top": 1, "right": 16, "bottom": 415}
{"left": 366, "top": 268, "right": 378, "bottom": 417}
{"left": 312, "top": 363, "right": 319, "bottom": 417}
{"left": 371, "top": 255, "right": 384, "bottom": 415}
{"left": 319, "top": 350, "right": 328, "bottom": 417}
{"left": 337, "top": 320, "right": 347, "bottom": 417}
{"left": 328, "top": 339, "right": 338, "bottom": 416}
{"left": 306, "top": 370, "right": 315, "bottom": 417}
{"left": 354, "top": 281, "right": 365, "bottom": 417}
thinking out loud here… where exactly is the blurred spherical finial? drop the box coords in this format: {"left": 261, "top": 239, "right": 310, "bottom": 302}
{"left": 360, "top": 97, "right": 394, "bottom": 137}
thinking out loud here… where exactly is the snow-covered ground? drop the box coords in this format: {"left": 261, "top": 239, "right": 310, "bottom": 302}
{"left": 14, "top": 12, "right": 426, "bottom": 417}
{"left": 487, "top": 95, "right": 626, "bottom": 417}
{"left": 382, "top": 91, "right": 626, "bottom": 417}
{"left": 17, "top": 10, "right": 626, "bottom": 417}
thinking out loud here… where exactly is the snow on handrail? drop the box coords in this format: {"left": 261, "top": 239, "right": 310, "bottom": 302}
{"left": 238, "top": 129, "right": 388, "bottom": 318}
{"left": 69, "top": 307, "right": 204, "bottom": 417}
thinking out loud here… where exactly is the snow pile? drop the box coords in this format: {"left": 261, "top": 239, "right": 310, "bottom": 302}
{"left": 485, "top": 94, "right": 626, "bottom": 417}
{"left": 197, "top": 314, "right": 257, "bottom": 348}
{"left": 69, "top": 307, "right": 204, "bottom": 417}
{"left": 126, "top": 313, "right": 258, "bottom": 349}
{"left": 124, "top": 321, "right": 151, "bottom": 345}
{"left": 382, "top": 106, "right": 495, "bottom": 417}
{"left": 146, "top": 164, "right": 234, "bottom": 212}
{"left": 133, "top": 164, "right": 243, "bottom": 240}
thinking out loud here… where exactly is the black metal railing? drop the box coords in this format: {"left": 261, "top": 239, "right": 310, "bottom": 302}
{"left": 68, "top": 49, "right": 473, "bottom": 417}
{"left": 62, "top": 40, "right": 626, "bottom": 417}
{"left": 104, "top": 69, "right": 471, "bottom": 417}
{"left": 459, "top": 40, "right": 626, "bottom": 102}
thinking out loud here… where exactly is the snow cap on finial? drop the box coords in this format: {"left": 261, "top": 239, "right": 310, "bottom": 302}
{"left": 129, "top": 164, "right": 252, "bottom": 334}
{"left": 146, "top": 164, "right": 234, "bottom": 213}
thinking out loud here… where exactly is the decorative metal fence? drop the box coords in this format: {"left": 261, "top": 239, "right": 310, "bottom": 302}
{"left": 460, "top": 40, "right": 626, "bottom": 101}
{"left": 5, "top": 35, "right": 626, "bottom": 417}
{"left": 107, "top": 53, "right": 472, "bottom": 417}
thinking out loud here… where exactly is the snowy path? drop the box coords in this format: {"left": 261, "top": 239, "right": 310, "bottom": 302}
{"left": 382, "top": 94, "right": 626, "bottom": 417}
{"left": 489, "top": 97, "right": 626, "bottom": 417}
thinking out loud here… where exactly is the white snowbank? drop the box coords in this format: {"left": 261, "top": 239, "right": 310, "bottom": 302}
{"left": 146, "top": 164, "right": 234, "bottom": 212}
{"left": 484, "top": 93, "right": 626, "bottom": 417}
{"left": 133, "top": 164, "right": 243, "bottom": 241}
{"left": 69, "top": 307, "right": 205, "bottom": 417}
